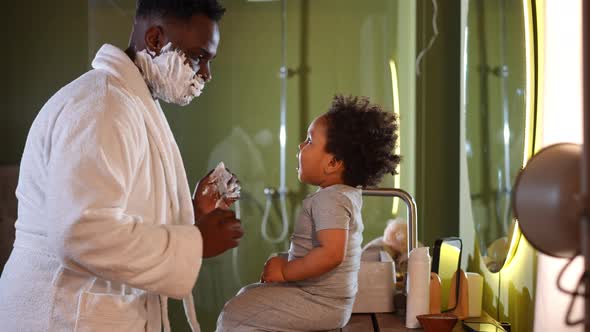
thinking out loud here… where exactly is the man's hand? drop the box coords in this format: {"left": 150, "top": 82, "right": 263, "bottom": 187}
{"left": 196, "top": 209, "right": 244, "bottom": 258}
{"left": 261, "top": 256, "right": 288, "bottom": 283}
{"left": 193, "top": 168, "right": 240, "bottom": 219}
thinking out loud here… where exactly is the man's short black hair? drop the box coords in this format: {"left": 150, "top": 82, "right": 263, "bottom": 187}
{"left": 323, "top": 94, "right": 401, "bottom": 187}
{"left": 136, "top": 0, "right": 226, "bottom": 22}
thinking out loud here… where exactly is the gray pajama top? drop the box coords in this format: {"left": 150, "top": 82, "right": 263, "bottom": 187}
{"left": 288, "top": 184, "right": 364, "bottom": 299}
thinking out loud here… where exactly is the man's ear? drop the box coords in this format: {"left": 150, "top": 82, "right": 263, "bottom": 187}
{"left": 144, "top": 25, "right": 166, "bottom": 55}
{"left": 325, "top": 156, "right": 344, "bottom": 175}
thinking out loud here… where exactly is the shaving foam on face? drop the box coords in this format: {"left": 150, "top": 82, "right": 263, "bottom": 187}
{"left": 134, "top": 42, "right": 205, "bottom": 106}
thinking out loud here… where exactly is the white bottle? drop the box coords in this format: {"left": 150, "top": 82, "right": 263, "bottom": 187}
{"left": 405, "top": 247, "right": 431, "bottom": 328}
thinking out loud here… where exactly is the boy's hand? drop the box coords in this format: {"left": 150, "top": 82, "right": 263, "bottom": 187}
{"left": 261, "top": 256, "right": 288, "bottom": 283}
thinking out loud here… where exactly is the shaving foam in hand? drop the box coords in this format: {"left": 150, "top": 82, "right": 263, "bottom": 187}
{"left": 205, "top": 162, "right": 241, "bottom": 209}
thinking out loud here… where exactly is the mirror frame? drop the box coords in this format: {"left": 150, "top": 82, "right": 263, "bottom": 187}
{"left": 503, "top": 0, "right": 537, "bottom": 270}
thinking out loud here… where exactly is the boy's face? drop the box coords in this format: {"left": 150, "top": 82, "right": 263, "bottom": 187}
{"left": 297, "top": 116, "right": 336, "bottom": 186}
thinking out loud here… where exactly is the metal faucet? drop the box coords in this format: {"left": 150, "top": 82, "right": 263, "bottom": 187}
{"left": 361, "top": 188, "right": 418, "bottom": 257}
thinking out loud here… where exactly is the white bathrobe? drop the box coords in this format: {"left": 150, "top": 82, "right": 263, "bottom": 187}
{"left": 0, "top": 44, "right": 203, "bottom": 331}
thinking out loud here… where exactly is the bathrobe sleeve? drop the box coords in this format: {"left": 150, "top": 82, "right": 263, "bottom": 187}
{"left": 45, "top": 88, "right": 202, "bottom": 299}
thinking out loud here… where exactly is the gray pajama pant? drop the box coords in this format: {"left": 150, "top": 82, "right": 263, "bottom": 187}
{"left": 216, "top": 283, "right": 354, "bottom": 332}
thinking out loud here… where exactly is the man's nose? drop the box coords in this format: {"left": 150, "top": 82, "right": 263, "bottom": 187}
{"left": 198, "top": 64, "right": 212, "bottom": 82}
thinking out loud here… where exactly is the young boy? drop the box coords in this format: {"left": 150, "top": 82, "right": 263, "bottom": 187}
{"left": 216, "top": 95, "right": 401, "bottom": 331}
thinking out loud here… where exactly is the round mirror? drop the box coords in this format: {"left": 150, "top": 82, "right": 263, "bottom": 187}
{"left": 463, "top": 0, "right": 535, "bottom": 272}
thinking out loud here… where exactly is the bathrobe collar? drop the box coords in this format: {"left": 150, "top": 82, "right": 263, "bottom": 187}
{"left": 91, "top": 44, "right": 194, "bottom": 227}
{"left": 91, "top": 44, "right": 154, "bottom": 104}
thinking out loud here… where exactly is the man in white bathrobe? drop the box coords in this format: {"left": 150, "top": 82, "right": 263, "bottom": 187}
{"left": 0, "top": 0, "right": 243, "bottom": 331}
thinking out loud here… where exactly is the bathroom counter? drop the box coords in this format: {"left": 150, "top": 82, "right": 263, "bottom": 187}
{"left": 331, "top": 313, "right": 466, "bottom": 331}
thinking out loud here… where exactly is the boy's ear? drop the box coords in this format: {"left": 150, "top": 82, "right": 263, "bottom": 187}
{"left": 325, "top": 156, "right": 344, "bottom": 175}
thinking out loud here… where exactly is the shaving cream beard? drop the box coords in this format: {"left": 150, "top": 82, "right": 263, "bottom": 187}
{"left": 134, "top": 43, "right": 205, "bottom": 106}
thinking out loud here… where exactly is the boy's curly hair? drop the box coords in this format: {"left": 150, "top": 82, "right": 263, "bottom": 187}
{"left": 323, "top": 95, "right": 401, "bottom": 187}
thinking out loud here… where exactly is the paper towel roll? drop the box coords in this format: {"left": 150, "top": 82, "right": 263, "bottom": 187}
{"left": 466, "top": 272, "right": 483, "bottom": 317}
